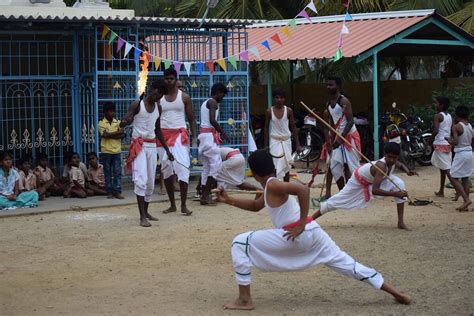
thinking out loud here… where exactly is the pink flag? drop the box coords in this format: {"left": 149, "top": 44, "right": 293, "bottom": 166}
{"left": 173, "top": 61, "right": 182, "bottom": 76}
{"left": 116, "top": 38, "right": 125, "bottom": 53}
{"left": 239, "top": 50, "right": 249, "bottom": 63}
{"left": 297, "top": 9, "right": 310, "bottom": 21}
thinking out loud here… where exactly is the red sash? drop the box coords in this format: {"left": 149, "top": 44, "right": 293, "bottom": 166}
{"left": 225, "top": 149, "right": 240, "bottom": 160}
{"left": 200, "top": 127, "right": 223, "bottom": 145}
{"left": 282, "top": 216, "right": 313, "bottom": 230}
{"left": 434, "top": 144, "right": 451, "bottom": 153}
{"left": 126, "top": 137, "right": 156, "bottom": 170}
{"left": 157, "top": 128, "right": 189, "bottom": 147}
{"left": 354, "top": 167, "right": 371, "bottom": 202}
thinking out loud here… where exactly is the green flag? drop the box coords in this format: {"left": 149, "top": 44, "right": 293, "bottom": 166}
{"left": 333, "top": 48, "right": 342, "bottom": 62}
{"left": 288, "top": 19, "right": 297, "bottom": 30}
{"left": 108, "top": 32, "right": 117, "bottom": 44}
{"left": 228, "top": 55, "right": 238, "bottom": 70}
{"left": 164, "top": 59, "right": 172, "bottom": 69}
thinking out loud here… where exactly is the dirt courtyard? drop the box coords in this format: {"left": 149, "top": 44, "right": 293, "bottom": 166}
{"left": 1, "top": 166, "right": 473, "bottom": 315}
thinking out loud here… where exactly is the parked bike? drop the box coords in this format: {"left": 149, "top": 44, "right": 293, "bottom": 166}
{"left": 293, "top": 112, "right": 323, "bottom": 164}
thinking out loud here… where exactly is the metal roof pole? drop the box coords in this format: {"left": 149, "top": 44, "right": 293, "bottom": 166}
{"left": 267, "top": 61, "right": 273, "bottom": 108}
{"left": 372, "top": 51, "right": 380, "bottom": 159}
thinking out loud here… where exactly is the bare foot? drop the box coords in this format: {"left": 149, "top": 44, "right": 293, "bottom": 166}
{"left": 223, "top": 299, "right": 255, "bottom": 310}
{"left": 434, "top": 191, "right": 444, "bottom": 197}
{"left": 140, "top": 218, "right": 151, "bottom": 227}
{"left": 146, "top": 213, "right": 159, "bottom": 221}
{"left": 394, "top": 293, "right": 412, "bottom": 305}
{"left": 398, "top": 223, "right": 411, "bottom": 231}
{"left": 456, "top": 200, "right": 472, "bottom": 211}
{"left": 162, "top": 206, "right": 177, "bottom": 214}
{"left": 181, "top": 207, "right": 193, "bottom": 216}
{"left": 452, "top": 194, "right": 460, "bottom": 202}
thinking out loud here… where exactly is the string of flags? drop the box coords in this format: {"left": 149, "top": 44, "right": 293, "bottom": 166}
{"left": 100, "top": 0, "right": 319, "bottom": 77}
{"left": 333, "top": 0, "right": 352, "bottom": 62}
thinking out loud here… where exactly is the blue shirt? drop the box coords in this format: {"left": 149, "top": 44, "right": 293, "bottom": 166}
{"left": 0, "top": 168, "right": 20, "bottom": 196}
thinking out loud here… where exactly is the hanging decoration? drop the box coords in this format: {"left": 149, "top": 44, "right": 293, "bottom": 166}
{"left": 333, "top": 0, "right": 353, "bottom": 62}
{"left": 100, "top": 0, "right": 320, "bottom": 76}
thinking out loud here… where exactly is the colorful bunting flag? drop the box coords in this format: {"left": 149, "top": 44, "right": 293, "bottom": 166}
{"left": 270, "top": 33, "right": 283, "bottom": 46}
{"left": 297, "top": 9, "right": 310, "bottom": 21}
{"left": 101, "top": 25, "right": 110, "bottom": 40}
{"left": 341, "top": 24, "right": 350, "bottom": 34}
{"left": 184, "top": 62, "right": 192, "bottom": 77}
{"left": 173, "top": 61, "right": 182, "bottom": 76}
{"left": 288, "top": 19, "right": 297, "bottom": 30}
{"left": 217, "top": 58, "right": 227, "bottom": 72}
{"left": 116, "top": 38, "right": 125, "bottom": 53}
{"left": 281, "top": 26, "right": 292, "bottom": 38}
{"left": 154, "top": 56, "right": 161, "bottom": 70}
{"left": 306, "top": 0, "right": 318, "bottom": 14}
{"left": 228, "top": 55, "right": 238, "bottom": 70}
{"left": 164, "top": 59, "right": 172, "bottom": 69}
{"left": 239, "top": 50, "right": 249, "bottom": 63}
{"left": 206, "top": 61, "right": 215, "bottom": 74}
{"left": 123, "top": 42, "right": 132, "bottom": 58}
{"left": 108, "top": 32, "right": 117, "bottom": 44}
{"left": 134, "top": 47, "right": 141, "bottom": 62}
{"left": 337, "top": 33, "right": 343, "bottom": 48}
{"left": 333, "top": 48, "right": 342, "bottom": 62}
{"left": 249, "top": 47, "right": 260, "bottom": 59}
{"left": 261, "top": 40, "right": 271, "bottom": 52}
{"left": 345, "top": 12, "right": 352, "bottom": 21}
{"left": 197, "top": 62, "right": 204, "bottom": 75}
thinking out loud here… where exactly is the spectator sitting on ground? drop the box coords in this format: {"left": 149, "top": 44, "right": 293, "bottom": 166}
{"left": 63, "top": 152, "right": 93, "bottom": 198}
{"left": 34, "top": 153, "right": 64, "bottom": 197}
{"left": 17, "top": 156, "right": 46, "bottom": 201}
{"left": 86, "top": 152, "right": 107, "bottom": 193}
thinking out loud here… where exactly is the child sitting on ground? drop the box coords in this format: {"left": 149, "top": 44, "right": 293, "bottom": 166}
{"left": 34, "top": 153, "right": 63, "bottom": 197}
{"left": 0, "top": 151, "right": 39, "bottom": 209}
{"left": 86, "top": 152, "right": 107, "bottom": 194}
{"left": 17, "top": 156, "right": 47, "bottom": 201}
{"left": 63, "top": 152, "right": 93, "bottom": 198}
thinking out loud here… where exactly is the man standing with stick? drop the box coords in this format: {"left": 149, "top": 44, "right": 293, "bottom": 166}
{"left": 323, "top": 77, "right": 361, "bottom": 197}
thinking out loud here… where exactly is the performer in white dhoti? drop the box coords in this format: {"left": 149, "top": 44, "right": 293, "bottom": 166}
{"left": 449, "top": 105, "right": 473, "bottom": 212}
{"left": 264, "top": 89, "right": 301, "bottom": 182}
{"left": 216, "top": 147, "right": 259, "bottom": 191}
{"left": 430, "top": 96, "right": 453, "bottom": 197}
{"left": 198, "top": 83, "right": 228, "bottom": 204}
{"left": 121, "top": 80, "right": 173, "bottom": 227}
{"left": 324, "top": 77, "right": 361, "bottom": 197}
{"left": 159, "top": 68, "right": 196, "bottom": 216}
{"left": 215, "top": 149, "right": 411, "bottom": 310}
{"left": 313, "top": 142, "right": 415, "bottom": 229}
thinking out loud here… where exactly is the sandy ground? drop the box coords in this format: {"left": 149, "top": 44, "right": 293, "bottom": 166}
{"left": 1, "top": 166, "right": 473, "bottom": 315}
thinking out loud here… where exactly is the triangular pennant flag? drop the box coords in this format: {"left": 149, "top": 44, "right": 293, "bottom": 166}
{"left": 239, "top": 50, "right": 249, "bottom": 63}
{"left": 338, "top": 33, "right": 343, "bottom": 48}
{"left": 333, "top": 48, "right": 342, "bottom": 62}
{"left": 116, "top": 38, "right": 125, "bottom": 53}
{"left": 134, "top": 47, "right": 141, "bottom": 62}
{"left": 228, "top": 55, "right": 237, "bottom": 70}
{"left": 197, "top": 62, "right": 204, "bottom": 75}
{"left": 297, "top": 9, "right": 310, "bottom": 20}
{"left": 270, "top": 33, "right": 283, "bottom": 46}
{"left": 281, "top": 26, "right": 291, "bottom": 38}
{"left": 341, "top": 24, "right": 350, "bottom": 34}
{"left": 164, "top": 59, "right": 172, "bottom": 69}
{"left": 173, "top": 61, "right": 182, "bottom": 76}
{"left": 217, "top": 58, "right": 227, "bottom": 72}
{"left": 184, "top": 62, "right": 192, "bottom": 77}
{"left": 306, "top": 0, "right": 318, "bottom": 14}
{"left": 154, "top": 56, "right": 161, "bottom": 71}
{"left": 108, "top": 32, "right": 117, "bottom": 44}
{"left": 206, "top": 61, "right": 215, "bottom": 74}
{"left": 249, "top": 47, "right": 260, "bottom": 59}
{"left": 123, "top": 42, "right": 132, "bottom": 58}
{"left": 261, "top": 40, "right": 271, "bottom": 52}
{"left": 101, "top": 25, "right": 110, "bottom": 40}
{"left": 342, "top": 0, "right": 350, "bottom": 8}
{"left": 345, "top": 12, "right": 353, "bottom": 21}
{"left": 288, "top": 19, "right": 297, "bottom": 30}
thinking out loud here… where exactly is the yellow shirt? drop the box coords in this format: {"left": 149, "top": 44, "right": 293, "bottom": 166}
{"left": 99, "top": 118, "right": 122, "bottom": 154}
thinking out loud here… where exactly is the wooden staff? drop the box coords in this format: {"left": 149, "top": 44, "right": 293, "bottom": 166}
{"left": 211, "top": 188, "right": 262, "bottom": 195}
{"left": 300, "top": 101, "right": 413, "bottom": 203}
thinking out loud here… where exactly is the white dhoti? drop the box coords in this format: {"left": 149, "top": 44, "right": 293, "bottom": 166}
{"left": 158, "top": 134, "right": 190, "bottom": 183}
{"left": 451, "top": 150, "right": 472, "bottom": 178}
{"left": 231, "top": 221, "right": 384, "bottom": 288}
{"left": 320, "top": 175, "right": 406, "bottom": 214}
{"left": 198, "top": 133, "right": 222, "bottom": 185}
{"left": 248, "top": 127, "right": 257, "bottom": 153}
{"left": 270, "top": 135, "right": 293, "bottom": 179}
{"left": 431, "top": 149, "right": 452, "bottom": 171}
{"left": 132, "top": 145, "right": 157, "bottom": 202}
{"left": 330, "top": 141, "right": 360, "bottom": 181}
{"left": 216, "top": 154, "right": 245, "bottom": 188}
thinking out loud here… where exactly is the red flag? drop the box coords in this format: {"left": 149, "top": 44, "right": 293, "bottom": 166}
{"left": 206, "top": 61, "right": 215, "bottom": 74}
{"left": 270, "top": 33, "right": 283, "bottom": 46}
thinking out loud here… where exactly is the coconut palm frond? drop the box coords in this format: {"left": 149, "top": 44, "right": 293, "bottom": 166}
{"left": 448, "top": 1, "right": 474, "bottom": 33}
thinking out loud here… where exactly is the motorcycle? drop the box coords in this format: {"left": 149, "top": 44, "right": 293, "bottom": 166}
{"left": 295, "top": 114, "right": 323, "bottom": 163}
{"left": 250, "top": 114, "right": 265, "bottom": 149}
{"left": 381, "top": 103, "right": 433, "bottom": 169}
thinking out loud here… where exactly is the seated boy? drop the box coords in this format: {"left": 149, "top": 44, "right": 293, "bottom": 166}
{"left": 63, "top": 152, "right": 93, "bottom": 198}
{"left": 313, "top": 142, "right": 416, "bottom": 230}
{"left": 34, "top": 153, "right": 63, "bottom": 197}
{"left": 17, "top": 156, "right": 46, "bottom": 201}
{"left": 86, "top": 152, "right": 107, "bottom": 195}
{"left": 0, "top": 151, "right": 39, "bottom": 209}
{"left": 215, "top": 149, "right": 411, "bottom": 310}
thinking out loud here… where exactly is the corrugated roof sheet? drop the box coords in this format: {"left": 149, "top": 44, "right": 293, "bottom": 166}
{"left": 247, "top": 10, "right": 433, "bottom": 61}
